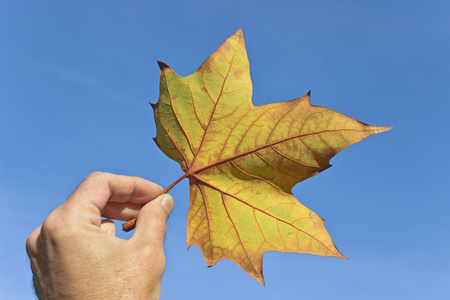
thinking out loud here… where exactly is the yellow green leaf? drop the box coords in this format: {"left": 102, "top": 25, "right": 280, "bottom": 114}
{"left": 152, "top": 28, "right": 390, "bottom": 284}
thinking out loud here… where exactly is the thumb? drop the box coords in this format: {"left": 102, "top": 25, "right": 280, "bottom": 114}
{"left": 131, "top": 194, "right": 174, "bottom": 246}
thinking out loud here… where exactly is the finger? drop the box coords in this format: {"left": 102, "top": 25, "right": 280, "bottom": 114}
{"left": 131, "top": 194, "right": 174, "bottom": 247}
{"left": 64, "top": 172, "right": 163, "bottom": 221}
{"left": 100, "top": 219, "right": 116, "bottom": 236}
{"left": 101, "top": 202, "right": 145, "bottom": 221}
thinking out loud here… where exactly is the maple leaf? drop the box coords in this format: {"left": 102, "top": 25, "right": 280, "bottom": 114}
{"left": 124, "top": 28, "right": 390, "bottom": 285}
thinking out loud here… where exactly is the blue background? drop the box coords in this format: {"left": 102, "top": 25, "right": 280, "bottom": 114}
{"left": 1, "top": 1, "right": 449, "bottom": 299}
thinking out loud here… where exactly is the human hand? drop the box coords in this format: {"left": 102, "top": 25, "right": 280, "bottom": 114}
{"left": 26, "top": 172, "right": 174, "bottom": 300}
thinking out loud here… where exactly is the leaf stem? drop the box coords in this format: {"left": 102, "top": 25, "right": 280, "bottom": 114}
{"left": 121, "top": 172, "right": 190, "bottom": 232}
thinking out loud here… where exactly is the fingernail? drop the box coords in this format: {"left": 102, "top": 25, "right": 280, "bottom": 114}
{"left": 161, "top": 194, "right": 174, "bottom": 214}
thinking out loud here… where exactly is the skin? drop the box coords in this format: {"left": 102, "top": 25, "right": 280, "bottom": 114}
{"left": 25, "top": 172, "right": 174, "bottom": 300}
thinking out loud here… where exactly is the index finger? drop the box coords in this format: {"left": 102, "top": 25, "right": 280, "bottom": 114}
{"left": 64, "top": 172, "right": 163, "bottom": 220}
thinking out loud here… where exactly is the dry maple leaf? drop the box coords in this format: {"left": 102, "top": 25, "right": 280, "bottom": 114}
{"left": 123, "top": 28, "right": 390, "bottom": 285}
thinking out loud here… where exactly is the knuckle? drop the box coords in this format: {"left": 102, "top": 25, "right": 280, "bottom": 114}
{"left": 86, "top": 171, "right": 106, "bottom": 182}
{"left": 149, "top": 209, "right": 168, "bottom": 233}
{"left": 40, "top": 209, "right": 66, "bottom": 240}
{"left": 25, "top": 233, "right": 37, "bottom": 256}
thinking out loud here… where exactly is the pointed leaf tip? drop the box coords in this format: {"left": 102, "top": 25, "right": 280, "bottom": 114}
{"left": 157, "top": 61, "right": 170, "bottom": 70}
{"left": 381, "top": 126, "right": 393, "bottom": 133}
{"left": 307, "top": 90, "right": 311, "bottom": 96}
{"left": 255, "top": 272, "right": 265, "bottom": 286}
{"left": 373, "top": 126, "right": 393, "bottom": 134}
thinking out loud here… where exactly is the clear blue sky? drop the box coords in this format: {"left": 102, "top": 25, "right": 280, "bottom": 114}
{"left": 1, "top": 1, "right": 449, "bottom": 299}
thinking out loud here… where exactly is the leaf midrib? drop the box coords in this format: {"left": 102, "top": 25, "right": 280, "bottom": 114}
{"left": 190, "top": 127, "right": 373, "bottom": 176}
{"left": 188, "top": 36, "right": 241, "bottom": 173}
